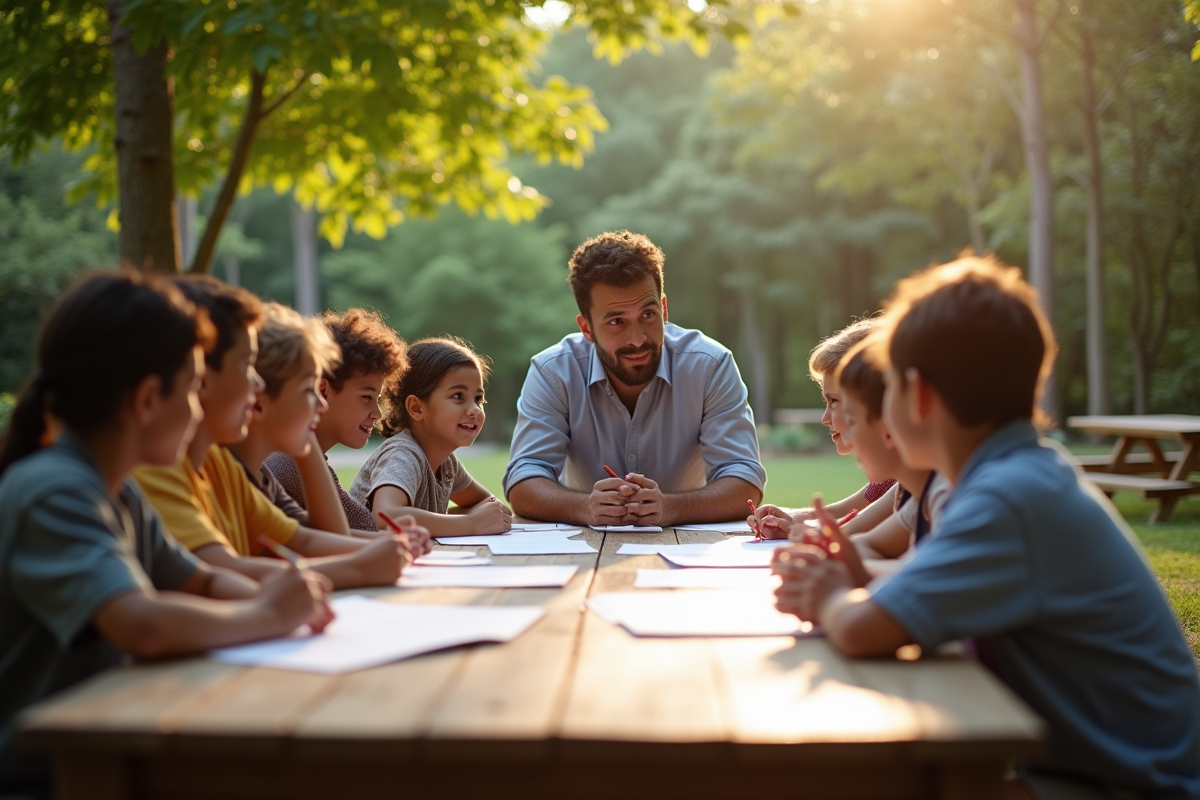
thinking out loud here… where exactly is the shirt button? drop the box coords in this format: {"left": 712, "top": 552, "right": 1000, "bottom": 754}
{"left": 627, "top": 453, "right": 635, "bottom": 461}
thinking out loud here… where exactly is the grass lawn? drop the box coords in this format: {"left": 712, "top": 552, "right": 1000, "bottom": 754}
{"left": 340, "top": 452, "right": 1200, "bottom": 657}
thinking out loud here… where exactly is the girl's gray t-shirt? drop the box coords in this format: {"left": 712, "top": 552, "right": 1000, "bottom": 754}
{"left": 349, "top": 429, "right": 472, "bottom": 514}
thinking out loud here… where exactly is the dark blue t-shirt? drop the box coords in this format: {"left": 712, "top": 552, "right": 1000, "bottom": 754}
{"left": 872, "top": 422, "right": 1200, "bottom": 798}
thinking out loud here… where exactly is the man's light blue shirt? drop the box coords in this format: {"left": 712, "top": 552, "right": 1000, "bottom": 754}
{"left": 872, "top": 421, "right": 1200, "bottom": 798}
{"left": 503, "top": 323, "right": 765, "bottom": 497}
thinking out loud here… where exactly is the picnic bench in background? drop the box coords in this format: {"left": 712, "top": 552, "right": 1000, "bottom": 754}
{"left": 19, "top": 528, "right": 1043, "bottom": 800}
{"left": 1067, "top": 415, "right": 1200, "bottom": 523}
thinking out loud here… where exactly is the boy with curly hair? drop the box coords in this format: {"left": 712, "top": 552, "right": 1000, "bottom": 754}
{"left": 265, "top": 308, "right": 408, "bottom": 533}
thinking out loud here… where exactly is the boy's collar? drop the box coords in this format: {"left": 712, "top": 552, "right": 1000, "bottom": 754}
{"left": 956, "top": 419, "right": 1040, "bottom": 486}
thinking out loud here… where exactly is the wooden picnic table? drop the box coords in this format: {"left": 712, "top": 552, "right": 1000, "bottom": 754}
{"left": 1067, "top": 415, "right": 1200, "bottom": 522}
{"left": 19, "top": 528, "right": 1043, "bottom": 800}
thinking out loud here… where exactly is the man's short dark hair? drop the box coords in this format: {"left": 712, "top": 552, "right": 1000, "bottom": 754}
{"left": 568, "top": 231, "right": 664, "bottom": 317}
{"left": 872, "top": 255, "right": 1056, "bottom": 428}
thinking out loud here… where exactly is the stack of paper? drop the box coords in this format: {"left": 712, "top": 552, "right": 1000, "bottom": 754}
{"left": 592, "top": 525, "right": 664, "bottom": 532}
{"left": 633, "top": 568, "right": 778, "bottom": 590}
{"left": 435, "top": 529, "right": 584, "bottom": 546}
{"left": 586, "top": 590, "right": 814, "bottom": 637}
{"left": 414, "top": 551, "right": 491, "bottom": 567}
{"left": 509, "top": 522, "right": 578, "bottom": 532}
{"left": 434, "top": 529, "right": 595, "bottom": 555}
{"left": 397, "top": 564, "right": 579, "bottom": 588}
{"left": 209, "top": 595, "right": 546, "bottom": 674}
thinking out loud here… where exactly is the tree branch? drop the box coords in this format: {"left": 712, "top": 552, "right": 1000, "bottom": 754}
{"left": 1037, "top": 0, "right": 1069, "bottom": 52}
{"left": 189, "top": 70, "right": 266, "bottom": 274}
{"left": 261, "top": 71, "right": 310, "bottom": 119}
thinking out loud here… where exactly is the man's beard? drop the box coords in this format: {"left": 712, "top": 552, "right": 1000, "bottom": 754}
{"left": 596, "top": 340, "right": 663, "bottom": 387}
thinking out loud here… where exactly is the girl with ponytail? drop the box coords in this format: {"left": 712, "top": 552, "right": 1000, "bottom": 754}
{"left": 0, "top": 272, "right": 333, "bottom": 795}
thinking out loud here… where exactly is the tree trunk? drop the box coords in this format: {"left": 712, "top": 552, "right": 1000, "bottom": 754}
{"left": 106, "top": 0, "right": 179, "bottom": 273}
{"left": 1015, "top": 0, "right": 1059, "bottom": 422}
{"left": 292, "top": 200, "right": 319, "bottom": 315}
{"left": 966, "top": 196, "right": 987, "bottom": 257}
{"left": 190, "top": 71, "right": 266, "bottom": 273}
{"left": 1079, "top": 24, "right": 1110, "bottom": 415}
{"left": 177, "top": 194, "right": 198, "bottom": 267}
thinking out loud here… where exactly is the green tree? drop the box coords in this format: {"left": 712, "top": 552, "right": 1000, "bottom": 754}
{"left": 1, "top": 0, "right": 758, "bottom": 273}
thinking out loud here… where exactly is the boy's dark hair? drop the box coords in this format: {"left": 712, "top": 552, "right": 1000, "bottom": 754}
{"left": 872, "top": 255, "right": 1056, "bottom": 428}
{"left": 568, "top": 230, "right": 664, "bottom": 317}
{"left": 0, "top": 271, "right": 214, "bottom": 479}
{"left": 322, "top": 308, "right": 408, "bottom": 392}
{"left": 380, "top": 337, "right": 491, "bottom": 437}
{"left": 172, "top": 274, "right": 263, "bottom": 369}
{"left": 808, "top": 318, "right": 876, "bottom": 384}
{"left": 836, "top": 339, "right": 885, "bottom": 420}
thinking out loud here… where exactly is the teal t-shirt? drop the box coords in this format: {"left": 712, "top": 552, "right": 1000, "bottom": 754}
{"left": 872, "top": 422, "right": 1200, "bottom": 798}
{"left": 0, "top": 432, "right": 199, "bottom": 788}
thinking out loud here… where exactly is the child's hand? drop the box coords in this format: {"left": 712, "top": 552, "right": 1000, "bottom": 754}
{"left": 748, "top": 503, "right": 795, "bottom": 539}
{"left": 771, "top": 545, "right": 853, "bottom": 623}
{"left": 349, "top": 534, "right": 409, "bottom": 585}
{"left": 809, "top": 495, "right": 872, "bottom": 588}
{"left": 258, "top": 564, "right": 335, "bottom": 634}
{"left": 466, "top": 496, "right": 512, "bottom": 534}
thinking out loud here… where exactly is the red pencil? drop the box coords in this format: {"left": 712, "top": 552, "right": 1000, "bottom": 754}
{"left": 377, "top": 511, "right": 406, "bottom": 535}
{"left": 603, "top": 465, "right": 621, "bottom": 479}
{"left": 747, "top": 499, "right": 761, "bottom": 541}
{"left": 837, "top": 508, "right": 859, "bottom": 527}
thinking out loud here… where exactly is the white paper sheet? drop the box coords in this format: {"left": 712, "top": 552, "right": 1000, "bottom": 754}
{"left": 509, "top": 523, "right": 578, "bottom": 532}
{"left": 209, "top": 596, "right": 546, "bottom": 674}
{"left": 414, "top": 551, "right": 491, "bottom": 567}
{"left": 486, "top": 539, "right": 597, "bottom": 555}
{"left": 616, "top": 538, "right": 790, "bottom": 558}
{"left": 673, "top": 521, "right": 755, "bottom": 533}
{"left": 435, "top": 529, "right": 584, "bottom": 546}
{"left": 586, "top": 590, "right": 814, "bottom": 637}
{"left": 592, "top": 525, "right": 664, "bottom": 532}
{"left": 397, "top": 564, "right": 579, "bottom": 588}
{"left": 660, "top": 551, "right": 776, "bottom": 568}
{"left": 633, "top": 568, "right": 779, "bottom": 589}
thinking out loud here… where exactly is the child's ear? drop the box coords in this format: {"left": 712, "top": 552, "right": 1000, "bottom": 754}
{"left": 317, "top": 378, "right": 330, "bottom": 399}
{"left": 907, "top": 369, "right": 935, "bottom": 422}
{"left": 404, "top": 394, "right": 424, "bottom": 421}
{"left": 130, "top": 374, "right": 164, "bottom": 426}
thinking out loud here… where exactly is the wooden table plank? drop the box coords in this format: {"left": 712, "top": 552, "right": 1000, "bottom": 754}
{"left": 426, "top": 540, "right": 601, "bottom": 744}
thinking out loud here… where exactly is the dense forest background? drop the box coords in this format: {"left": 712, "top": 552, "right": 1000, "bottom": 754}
{"left": 4, "top": 2, "right": 1199, "bottom": 441}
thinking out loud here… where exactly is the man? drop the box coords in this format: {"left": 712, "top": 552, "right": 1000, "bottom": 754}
{"left": 504, "top": 230, "right": 765, "bottom": 527}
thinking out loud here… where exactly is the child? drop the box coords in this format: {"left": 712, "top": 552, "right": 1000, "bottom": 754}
{"left": 265, "top": 308, "right": 408, "bottom": 533}
{"left": 772, "top": 257, "right": 1200, "bottom": 798}
{"left": 350, "top": 337, "right": 512, "bottom": 535}
{"left": 755, "top": 340, "right": 952, "bottom": 581}
{"left": 226, "top": 303, "right": 373, "bottom": 536}
{"left": 0, "top": 273, "right": 330, "bottom": 793}
{"left": 752, "top": 318, "right": 897, "bottom": 539}
{"left": 133, "top": 276, "right": 413, "bottom": 589}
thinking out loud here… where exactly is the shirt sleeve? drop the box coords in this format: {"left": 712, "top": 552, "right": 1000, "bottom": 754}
{"left": 503, "top": 360, "right": 572, "bottom": 497}
{"left": 264, "top": 471, "right": 310, "bottom": 526}
{"left": 263, "top": 454, "right": 306, "bottom": 509}
{"left": 124, "top": 481, "right": 200, "bottom": 591}
{"left": 10, "top": 488, "right": 154, "bottom": 648}
{"left": 450, "top": 457, "right": 475, "bottom": 495}
{"left": 698, "top": 353, "right": 767, "bottom": 491}
{"left": 361, "top": 444, "right": 425, "bottom": 508}
{"left": 133, "top": 464, "right": 229, "bottom": 552}
{"left": 870, "top": 487, "right": 1035, "bottom": 649}
{"left": 237, "top": 465, "right": 299, "bottom": 546}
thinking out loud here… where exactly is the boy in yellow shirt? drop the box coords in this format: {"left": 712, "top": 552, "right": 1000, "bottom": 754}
{"left": 135, "top": 276, "right": 415, "bottom": 588}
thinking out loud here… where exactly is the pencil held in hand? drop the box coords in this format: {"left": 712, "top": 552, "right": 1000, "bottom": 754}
{"left": 603, "top": 465, "right": 621, "bottom": 480}
{"left": 257, "top": 535, "right": 310, "bottom": 569}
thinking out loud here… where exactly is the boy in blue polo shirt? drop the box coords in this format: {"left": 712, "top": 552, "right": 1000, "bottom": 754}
{"left": 772, "top": 257, "right": 1200, "bottom": 799}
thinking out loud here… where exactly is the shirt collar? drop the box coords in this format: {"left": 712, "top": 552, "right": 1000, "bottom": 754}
{"left": 56, "top": 429, "right": 104, "bottom": 476}
{"left": 586, "top": 336, "right": 674, "bottom": 388}
{"left": 956, "top": 419, "right": 1040, "bottom": 486}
